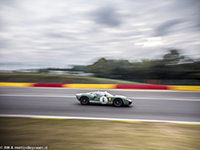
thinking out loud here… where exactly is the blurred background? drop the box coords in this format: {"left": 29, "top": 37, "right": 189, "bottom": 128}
{"left": 0, "top": 1, "right": 200, "bottom": 149}
{"left": 0, "top": 0, "right": 200, "bottom": 85}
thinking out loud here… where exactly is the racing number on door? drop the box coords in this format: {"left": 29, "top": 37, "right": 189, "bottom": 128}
{"left": 100, "top": 96, "right": 108, "bottom": 104}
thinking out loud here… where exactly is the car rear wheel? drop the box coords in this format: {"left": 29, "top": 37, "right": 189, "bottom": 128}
{"left": 80, "top": 97, "right": 89, "bottom": 105}
{"left": 113, "top": 99, "right": 123, "bottom": 107}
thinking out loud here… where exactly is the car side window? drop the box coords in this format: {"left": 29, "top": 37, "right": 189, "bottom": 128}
{"left": 96, "top": 92, "right": 105, "bottom": 97}
{"left": 97, "top": 92, "right": 101, "bottom": 97}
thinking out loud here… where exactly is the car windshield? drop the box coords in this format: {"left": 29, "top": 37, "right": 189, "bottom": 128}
{"left": 94, "top": 91, "right": 113, "bottom": 97}
{"left": 96, "top": 92, "right": 104, "bottom": 96}
{"left": 104, "top": 91, "right": 113, "bottom": 97}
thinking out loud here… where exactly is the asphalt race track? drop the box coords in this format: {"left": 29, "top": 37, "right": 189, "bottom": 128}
{"left": 0, "top": 87, "right": 200, "bottom": 122}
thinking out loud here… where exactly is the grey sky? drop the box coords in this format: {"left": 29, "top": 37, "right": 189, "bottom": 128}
{"left": 0, "top": 0, "right": 199, "bottom": 68}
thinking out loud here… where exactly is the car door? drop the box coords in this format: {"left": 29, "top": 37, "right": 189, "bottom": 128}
{"left": 94, "top": 92, "right": 101, "bottom": 102}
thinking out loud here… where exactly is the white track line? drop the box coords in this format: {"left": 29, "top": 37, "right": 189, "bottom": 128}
{"left": 0, "top": 94, "right": 199, "bottom": 101}
{"left": 132, "top": 97, "right": 200, "bottom": 101}
{"left": 0, "top": 94, "right": 75, "bottom": 98}
{"left": 0, "top": 114, "right": 199, "bottom": 125}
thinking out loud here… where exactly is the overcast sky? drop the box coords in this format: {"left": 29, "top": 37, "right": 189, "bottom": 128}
{"left": 0, "top": 0, "right": 200, "bottom": 68}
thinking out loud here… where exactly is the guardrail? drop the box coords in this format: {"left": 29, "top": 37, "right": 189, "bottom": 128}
{"left": 0, "top": 82, "right": 200, "bottom": 91}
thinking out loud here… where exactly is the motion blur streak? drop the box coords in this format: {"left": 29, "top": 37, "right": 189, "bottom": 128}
{"left": 116, "top": 84, "right": 168, "bottom": 90}
{"left": 34, "top": 83, "right": 63, "bottom": 88}
{"left": 0, "top": 114, "right": 200, "bottom": 125}
{"left": 169, "top": 86, "right": 200, "bottom": 91}
{"left": 0, "top": 82, "right": 200, "bottom": 91}
{"left": 63, "top": 84, "right": 116, "bottom": 89}
{"left": 0, "top": 82, "right": 34, "bottom": 87}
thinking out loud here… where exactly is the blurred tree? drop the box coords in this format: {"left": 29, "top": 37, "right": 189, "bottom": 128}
{"left": 71, "top": 65, "right": 87, "bottom": 72}
{"left": 38, "top": 69, "right": 49, "bottom": 73}
{"left": 70, "top": 49, "right": 200, "bottom": 83}
{"left": 163, "top": 49, "right": 184, "bottom": 65}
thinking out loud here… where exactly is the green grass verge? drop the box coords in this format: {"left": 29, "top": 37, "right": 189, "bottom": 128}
{"left": 0, "top": 117, "right": 199, "bottom": 150}
{"left": 0, "top": 73, "right": 144, "bottom": 84}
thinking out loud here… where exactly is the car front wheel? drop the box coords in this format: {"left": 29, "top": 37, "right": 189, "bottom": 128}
{"left": 80, "top": 97, "right": 89, "bottom": 105}
{"left": 113, "top": 99, "right": 123, "bottom": 107}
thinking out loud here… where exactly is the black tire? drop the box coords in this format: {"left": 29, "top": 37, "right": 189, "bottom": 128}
{"left": 80, "top": 97, "right": 89, "bottom": 105}
{"left": 113, "top": 99, "right": 123, "bottom": 107}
